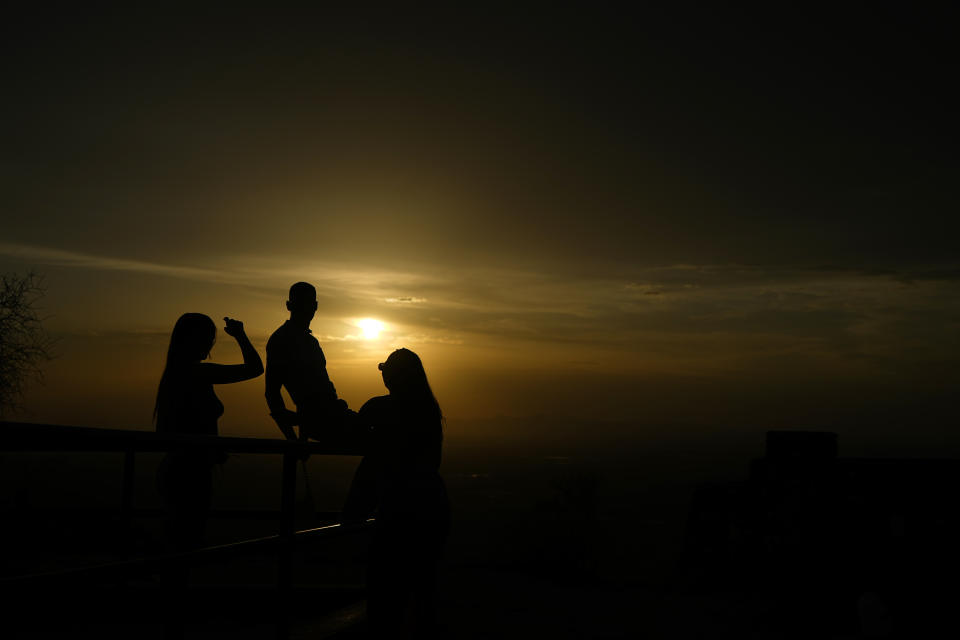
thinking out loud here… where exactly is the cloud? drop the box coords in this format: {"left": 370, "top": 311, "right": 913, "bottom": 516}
{"left": 390, "top": 333, "right": 464, "bottom": 346}
{"left": 5, "top": 241, "right": 959, "bottom": 373}
{"left": 0, "top": 242, "right": 443, "bottom": 308}
{"left": 319, "top": 334, "right": 367, "bottom": 342}
{"left": 385, "top": 296, "right": 428, "bottom": 304}
{"left": 344, "top": 262, "right": 960, "bottom": 378}
{"left": 0, "top": 242, "right": 232, "bottom": 283}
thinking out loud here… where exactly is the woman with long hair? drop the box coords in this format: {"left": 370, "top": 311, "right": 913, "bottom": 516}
{"left": 344, "top": 348, "right": 450, "bottom": 638}
{"left": 154, "top": 313, "right": 263, "bottom": 550}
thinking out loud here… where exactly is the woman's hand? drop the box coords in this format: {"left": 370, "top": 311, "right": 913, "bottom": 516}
{"left": 198, "top": 317, "right": 263, "bottom": 383}
{"left": 223, "top": 317, "right": 246, "bottom": 338}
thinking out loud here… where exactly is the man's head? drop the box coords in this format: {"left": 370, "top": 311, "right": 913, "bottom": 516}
{"left": 286, "top": 282, "right": 318, "bottom": 320}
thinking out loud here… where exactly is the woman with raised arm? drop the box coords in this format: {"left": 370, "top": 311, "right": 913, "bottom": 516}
{"left": 343, "top": 348, "right": 449, "bottom": 638}
{"left": 154, "top": 313, "right": 263, "bottom": 550}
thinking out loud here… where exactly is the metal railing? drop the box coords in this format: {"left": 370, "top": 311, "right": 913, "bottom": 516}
{"left": 0, "top": 421, "right": 373, "bottom": 638}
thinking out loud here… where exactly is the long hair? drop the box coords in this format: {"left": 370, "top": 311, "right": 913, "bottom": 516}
{"left": 153, "top": 313, "right": 216, "bottom": 425}
{"left": 380, "top": 348, "right": 443, "bottom": 425}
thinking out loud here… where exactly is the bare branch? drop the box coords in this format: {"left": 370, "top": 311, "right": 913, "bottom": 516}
{"left": 0, "top": 271, "right": 56, "bottom": 418}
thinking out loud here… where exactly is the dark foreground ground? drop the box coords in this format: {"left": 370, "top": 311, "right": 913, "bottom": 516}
{"left": 3, "top": 432, "right": 959, "bottom": 638}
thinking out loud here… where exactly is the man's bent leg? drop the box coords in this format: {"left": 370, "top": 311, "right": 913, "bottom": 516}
{"left": 298, "top": 405, "right": 367, "bottom": 452}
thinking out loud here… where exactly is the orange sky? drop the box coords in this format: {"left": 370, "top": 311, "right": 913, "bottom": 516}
{"left": 3, "top": 251, "right": 956, "bottom": 450}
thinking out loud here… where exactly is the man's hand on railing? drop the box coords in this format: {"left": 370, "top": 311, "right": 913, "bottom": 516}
{"left": 296, "top": 427, "right": 312, "bottom": 461}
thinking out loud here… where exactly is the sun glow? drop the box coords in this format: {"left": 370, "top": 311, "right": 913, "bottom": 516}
{"left": 356, "top": 318, "right": 385, "bottom": 340}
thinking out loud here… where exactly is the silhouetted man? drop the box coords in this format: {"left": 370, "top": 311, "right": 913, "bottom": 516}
{"left": 265, "top": 282, "right": 355, "bottom": 442}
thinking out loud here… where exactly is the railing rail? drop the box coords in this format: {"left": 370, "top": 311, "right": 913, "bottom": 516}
{"left": 1, "top": 519, "right": 373, "bottom": 586}
{"left": 0, "top": 420, "right": 364, "bottom": 455}
{"left": 0, "top": 420, "right": 372, "bottom": 639}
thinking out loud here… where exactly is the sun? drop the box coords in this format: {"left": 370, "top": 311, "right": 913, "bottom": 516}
{"left": 356, "top": 318, "right": 385, "bottom": 340}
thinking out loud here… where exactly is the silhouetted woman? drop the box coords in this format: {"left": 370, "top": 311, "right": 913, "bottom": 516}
{"left": 154, "top": 313, "right": 263, "bottom": 551}
{"left": 343, "top": 348, "right": 450, "bottom": 638}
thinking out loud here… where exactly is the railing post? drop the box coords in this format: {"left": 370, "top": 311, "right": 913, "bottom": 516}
{"left": 121, "top": 449, "right": 135, "bottom": 559}
{"left": 277, "top": 450, "right": 297, "bottom": 639}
